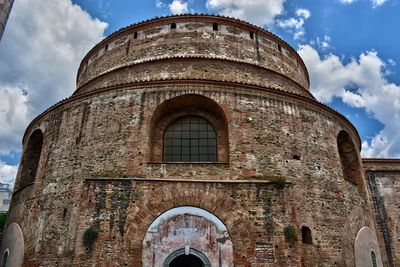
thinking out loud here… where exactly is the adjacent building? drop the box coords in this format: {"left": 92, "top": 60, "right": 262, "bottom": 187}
{"left": 0, "top": 0, "right": 14, "bottom": 41}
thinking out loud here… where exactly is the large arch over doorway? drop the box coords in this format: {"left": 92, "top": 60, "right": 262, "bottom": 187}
{"left": 142, "top": 206, "right": 233, "bottom": 267}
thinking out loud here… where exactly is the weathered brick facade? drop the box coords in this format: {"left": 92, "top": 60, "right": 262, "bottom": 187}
{"left": 363, "top": 159, "right": 400, "bottom": 267}
{"left": 0, "top": 0, "right": 14, "bottom": 40}
{"left": 0, "top": 15, "right": 395, "bottom": 267}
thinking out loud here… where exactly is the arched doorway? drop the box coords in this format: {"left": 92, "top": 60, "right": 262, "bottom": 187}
{"left": 164, "top": 247, "right": 211, "bottom": 267}
{"left": 170, "top": 255, "right": 202, "bottom": 267}
{"left": 142, "top": 206, "right": 233, "bottom": 267}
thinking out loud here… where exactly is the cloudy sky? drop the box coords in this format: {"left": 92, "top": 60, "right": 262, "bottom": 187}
{"left": 1, "top": 0, "right": 400, "bottom": 185}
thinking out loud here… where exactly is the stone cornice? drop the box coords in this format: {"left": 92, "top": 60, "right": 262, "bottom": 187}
{"left": 74, "top": 56, "right": 313, "bottom": 98}
{"left": 362, "top": 158, "right": 400, "bottom": 164}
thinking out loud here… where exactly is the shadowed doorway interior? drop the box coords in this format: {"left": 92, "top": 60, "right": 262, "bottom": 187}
{"left": 169, "top": 254, "right": 204, "bottom": 267}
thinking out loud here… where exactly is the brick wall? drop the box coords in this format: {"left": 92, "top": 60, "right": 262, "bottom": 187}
{"left": 2, "top": 15, "right": 381, "bottom": 267}
{"left": 364, "top": 159, "right": 400, "bottom": 267}
{"left": 0, "top": 0, "right": 14, "bottom": 40}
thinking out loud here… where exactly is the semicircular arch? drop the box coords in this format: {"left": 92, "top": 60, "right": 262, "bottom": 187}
{"left": 148, "top": 94, "right": 229, "bottom": 162}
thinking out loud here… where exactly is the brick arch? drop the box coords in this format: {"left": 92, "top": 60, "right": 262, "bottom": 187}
{"left": 127, "top": 182, "right": 254, "bottom": 266}
{"left": 15, "top": 128, "right": 44, "bottom": 190}
{"left": 148, "top": 94, "right": 229, "bottom": 162}
{"left": 337, "top": 130, "right": 366, "bottom": 195}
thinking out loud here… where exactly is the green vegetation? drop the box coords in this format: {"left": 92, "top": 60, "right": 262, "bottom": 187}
{"left": 0, "top": 212, "right": 7, "bottom": 229}
{"left": 269, "top": 176, "right": 286, "bottom": 189}
{"left": 83, "top": 227, "right": 100, "bottom": 247}
{"left": 284, "top": 225, "right": 298, "bottom": 243}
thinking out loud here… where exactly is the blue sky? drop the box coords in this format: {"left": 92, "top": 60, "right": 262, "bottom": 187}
{"left": 0, "top": 0, "right": 400, "bottom": 184}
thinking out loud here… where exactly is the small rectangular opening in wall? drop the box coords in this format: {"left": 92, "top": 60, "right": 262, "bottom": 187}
{"left": 134, "top": 32, "right": 138, "bottom": 39}
{"left": 293, "top": 155, "right": 301, "bottom": 160}
{"left": 278, "top": 44, "right": 282, "bottom": 53}
{"left": 213, "top": 23, "right": 218, "bottom": 31}
{"left": 250, "top": 31, "right": 254, "bottom": 40}
{"left": 171, "top": 23, "right": 177, "bottom": 30}
{"left": 104, "top": 43, "right": 109, "bottom": 51}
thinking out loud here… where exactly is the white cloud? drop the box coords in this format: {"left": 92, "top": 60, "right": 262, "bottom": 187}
{"left": 310, "top": 35, "right": 331, "bottom": 50}
{"left": 0, "top": 86, "right": 29, "bottom": 154}
{"left": 169, "top": 0, "right": 189, "bottom": 14}
{"left": 295, "top": 8, "right": 311, "bottom": 19}
{"left": 0, "top": 161, "right": 18, "bottom": 186}
{"left": 276, "top": 8, "right": 311, "bottom": 40}
{"left": 0, "top": 0, "right": 107, "bottom": 157}
{"left": 371, "top": 0, "right": 387, "bottom": 7}
{"left": 338, "top": 0, "right": 388, "bottom": 7}
{"left": 339, "top": 0, "right": 357, "bottom": 4}
{"left": 156, "top": 0, "right": 165, "bottom": 8}
{"left": 298, "top": 45, "right": 400, "bottom": 157}
{"left": 206, "top": 0, "right": 285, "bottom": 25}
{"left": 318, "top": 35, "right": 331, "bottom": 49}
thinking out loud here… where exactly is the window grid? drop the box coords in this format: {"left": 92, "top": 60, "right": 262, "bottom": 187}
{"left": 163, "top": 116, "right": 217, "bottom": 162}
{"left": 371, "top": 251, "right": 377, "bottom": 267}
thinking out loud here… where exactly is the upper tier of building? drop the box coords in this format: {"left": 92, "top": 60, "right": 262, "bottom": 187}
{"left": 74, "top": 14, "right": 311, "bottom": 98}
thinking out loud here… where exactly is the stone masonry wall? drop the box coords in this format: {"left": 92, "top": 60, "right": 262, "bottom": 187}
{"left": 0, "top": 0, "right": 14, "bottom": 40}
{"left": 76, "top": 59, "right": 313, "bottom": 99}
{"left": 76, "top": 17, "right": 309, "bottom": 93}
{"left": 7, "top": 84, "right": 374, "bottom": 266}
{"left": 364, "top": 159, "right": 400, "bottom": 267}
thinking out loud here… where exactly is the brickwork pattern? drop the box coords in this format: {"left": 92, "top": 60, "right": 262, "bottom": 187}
{"left": 75, "top": 16, "right": 310, "bottom": 96}
{"left": 3, "top": 15, "right": 380, "bottom": 267}
{"left": 0, "top": 0, "right": 14, "bottom": 40}
{"left": 8, "top": 85, "right": 373, "bottom": 266}
{"left": 364, "top": 159, "right": 400, "bottom": 267}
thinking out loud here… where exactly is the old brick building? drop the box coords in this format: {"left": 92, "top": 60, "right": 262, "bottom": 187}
{"left": 0, "top": 15, "right": 399, "bottom": 266}
{"left": 0, "top": 0, "right": 14, "bottom": 41}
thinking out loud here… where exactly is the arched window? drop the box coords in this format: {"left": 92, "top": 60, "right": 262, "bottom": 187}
{"left": 337, "top": 130, "right": 364, "bottom": 193}
{"left": 19, "top": 129, "right": 43, "bottom": 189}
{"left": 163, "top": 116, "right": 217, "bottom": 162}
{"left": 301, "top": 226, "right": 312, "bottom": 244}
{"left": 2, "top": 249, "right": 9, "bottom": 267}
{"left": 149, "top": 94, "right": 229, "bottom": 163}
{"left": 371, "top": 250, "right": 377, "bottom": 267}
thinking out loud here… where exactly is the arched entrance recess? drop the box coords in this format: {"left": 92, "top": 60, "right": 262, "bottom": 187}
{"left": 164, "top": 247, "right": 211, "bottom": 267}
{"left": 142, "top": 206, "right": 233, "bottom": 267}
{"left": 355, "top": 226, "right": 383, "bottom": 267}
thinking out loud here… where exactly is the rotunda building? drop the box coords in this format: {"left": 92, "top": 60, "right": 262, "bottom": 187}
{"left": 1, "top": 15, "right": 383, "bottom": 266}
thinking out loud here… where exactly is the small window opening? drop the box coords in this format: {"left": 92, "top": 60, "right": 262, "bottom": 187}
{"left": 213, "top": 23, "right": 218, "bottom": 31}
{"left": 63, "top": 208, "right": 67, "bottom": 219}
{"left": 171, "top": 23, "right": 177, "bottom": 30}
{"left": 2, "top": 250, "right": 8, "bottom": 267}
{"left": 301, "top": 226, "right": 312, "bottom": 244}
{"left": 134, "top": 32, "right": 138, "bottom": 39}
{"left": 293, "top": 155, "right": 301, "bottom": 160}
{"left": 105, "top": 43, "right": 109, "bottom": 51}
{"left": 278, "top": 44, "right": 282, "bottom": 53}
{"left": 371, "top": 251, "right": 377, "bottom": 267}
{"left": 249, "top": 31, "right": 254, "bottom": 40}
